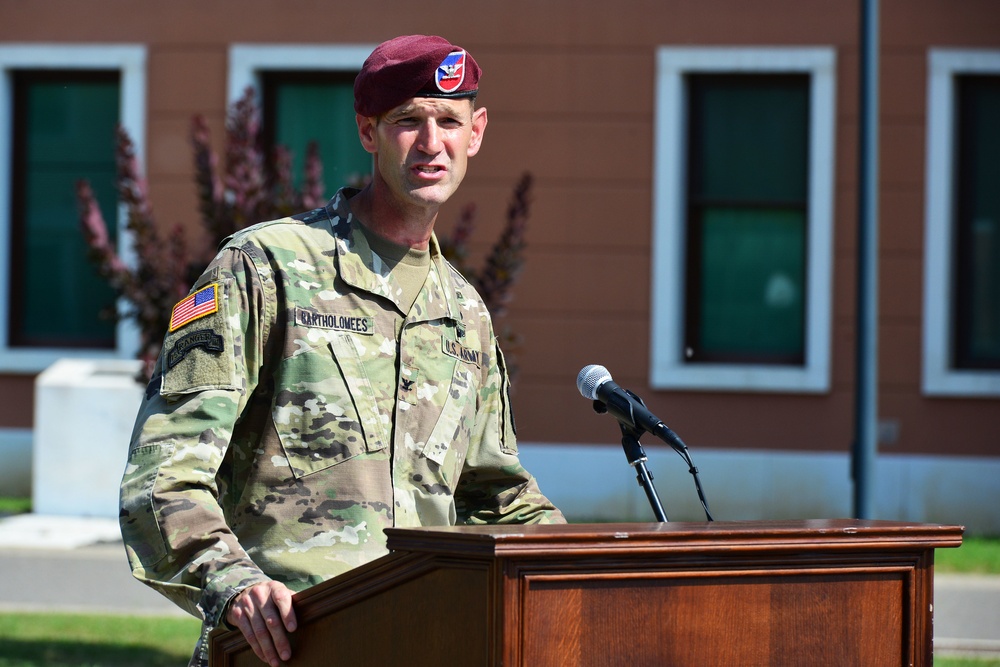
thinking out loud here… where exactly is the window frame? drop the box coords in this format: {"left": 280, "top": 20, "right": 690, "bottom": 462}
{"left": 650, "top": 47, "right": 837, "bottom": 393}
{"left": 923, "top": 49, "right": 1000, "bottom": 396}
{"left": 228, "top": 45, "right": 374, "bottom": 198}
{"left": 228, "top": 44, "right": 374, "bottom": 108}
{"left": 0, "top": 45, "right": 146, "bottom": 373}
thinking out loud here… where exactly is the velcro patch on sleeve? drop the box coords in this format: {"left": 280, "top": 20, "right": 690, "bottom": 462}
{"left": 167, "top": 329, "right": 224, "bottom": 369}
{"left": 160, "top": 278, "right": 238, "bottom": 396}
{"left": 169, "top": 283, "right": 219, "bottom": 331}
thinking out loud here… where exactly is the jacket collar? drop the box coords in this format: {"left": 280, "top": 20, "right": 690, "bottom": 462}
{"left": 323, "top": 188, "right": 464, "bottom": 323}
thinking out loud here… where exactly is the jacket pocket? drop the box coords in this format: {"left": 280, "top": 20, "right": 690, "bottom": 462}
{"left": 421, "top": 364, "right": 477, "bottom": 469}
{"left": 272, "top": 332, "right": 387, "bottom": 479}
{"left": 119, "top": 443, "right": 174, "bottom": 564}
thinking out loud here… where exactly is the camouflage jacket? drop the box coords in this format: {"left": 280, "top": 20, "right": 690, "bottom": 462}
{"left": 120, "top": 189, "right": 564, "bottom": 663}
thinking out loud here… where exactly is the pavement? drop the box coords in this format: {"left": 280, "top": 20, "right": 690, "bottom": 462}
{"left": 0, "top": 514, "right": 998, "bottom": 659}
{"left": 0, "top": 513, "right": 184, "bottom": 617}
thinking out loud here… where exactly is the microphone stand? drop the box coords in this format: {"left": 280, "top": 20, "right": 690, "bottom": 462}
{"left": 594, "top": 399, "right": 669, "bottom": 522}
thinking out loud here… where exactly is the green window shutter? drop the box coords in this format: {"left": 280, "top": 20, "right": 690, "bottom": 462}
{"left": 9, "top": 72, "right": 119, "bottom": 348}
{"left": 261, "top": 72, "right": 371, "bottom": 193}
{"left": 954, "top": 75, "right": 1000, "bottom": 369}
{"left": 685, "top": 74, "right": 809, "bottom": 364}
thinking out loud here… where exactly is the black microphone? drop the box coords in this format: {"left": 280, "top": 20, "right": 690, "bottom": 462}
{"left": 576, "top": 364, "right": 686, "bottom": 451}
{"left": 578, "top": 364, "right": 714, "bottom": 521}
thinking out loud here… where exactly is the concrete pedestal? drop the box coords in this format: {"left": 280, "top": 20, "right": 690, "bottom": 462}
{"left": 33, "top": 359, "right": 143, "bottom": 518}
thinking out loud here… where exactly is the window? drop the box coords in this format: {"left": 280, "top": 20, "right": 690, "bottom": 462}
{"left": 685, "top": 74, "right": 809, "bottom": 365}
{"left": 259, "top": 71, "right": 371, "bottom": 192}
{"left": 651, "top": 48, "right": 836, "bottom": 392}
{"left": 229, "top": 45, "right": 374, "bottom": 194}
{"left": 954, "top": 75, "right": 1000, "bottom": 370}
{"left": 923, "top": 50, "right": 1000, "bottom": 395}
{"left": 9, "top": 71, "right": 120, "bottom": 349}
{"left": 0, "top": 45, "right": 145, "bottom": 372}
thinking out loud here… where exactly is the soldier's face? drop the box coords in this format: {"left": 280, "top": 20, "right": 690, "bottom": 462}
{"left": 358, "top": 97, "right": 487, "bottom": 212}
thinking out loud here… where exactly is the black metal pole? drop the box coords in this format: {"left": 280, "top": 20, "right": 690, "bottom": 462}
{"left": 853, "top": 0, "right": 880, "bottom": 519}
{"left": 619, "top": 427, "right": 668, "bottom": 522}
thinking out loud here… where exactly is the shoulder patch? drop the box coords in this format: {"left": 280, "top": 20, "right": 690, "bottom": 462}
{"left": 167, "top": 329, "right": 224, "bottom": 368}
{"left": 169, "top": 284, "right": 219, "bottom": 331}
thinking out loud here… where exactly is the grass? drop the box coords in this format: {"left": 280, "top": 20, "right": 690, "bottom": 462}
{"left": 0, "top": 612, "right": 201, "bottom": 667}
{"left": 0, "top": 611, "right": 995, "bottom": 667}
{"left": 0, "top": 496, "right": 31, "bottom": 516}
{"left": 937, "top": 535, "right": 1000, "bottom": 574}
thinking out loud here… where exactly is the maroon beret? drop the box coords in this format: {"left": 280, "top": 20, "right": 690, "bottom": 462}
{"left": 354, "top": 35, "right": 481, "bottom": 117}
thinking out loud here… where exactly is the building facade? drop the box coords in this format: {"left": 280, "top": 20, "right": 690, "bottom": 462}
{"left": 1, "top": 0, "right": 998, "bottom": 530}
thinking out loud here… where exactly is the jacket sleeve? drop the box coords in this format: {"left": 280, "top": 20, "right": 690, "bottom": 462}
{"left": 454, "top": 339, "right": 566, "bottom": 525}
{"left": 119, "top": 244, "right": 273, "bottom": 626}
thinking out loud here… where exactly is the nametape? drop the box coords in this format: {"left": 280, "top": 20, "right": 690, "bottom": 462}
{"left": 443, "top": 337, "right": 484, "bottom": 368}
{"left": 295, "top": 307, "right": 374, "bottom": 335}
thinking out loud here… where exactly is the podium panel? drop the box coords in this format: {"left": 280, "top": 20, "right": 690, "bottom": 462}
{"left": 213, "top": 556, "right": 491, "bottom": 667}
{"left": 210, "top": 519, "right": 962, "bottom": 667}
{"left": 521, "top": 570, "right": 906, "bottom": 665}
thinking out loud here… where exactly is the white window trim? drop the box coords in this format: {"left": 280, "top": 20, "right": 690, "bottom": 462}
{"left": 0, "top": 45, "right": 145, "bottom": 373}
{"left": 228, "top": 44, "right": 374, "bottom": 106}
{"left": 923, "top": 49, "right": 1000, "bottom": 396}
{"left": 650, "top": 47, "right": 837, "bottom": 393}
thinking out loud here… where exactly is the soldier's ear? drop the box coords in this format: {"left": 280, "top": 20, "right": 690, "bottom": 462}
{"left": 357, "top": 114, "right": 378, "bottom": 154}
{"left": 467, "top": 107, "right": 487, "bottom": 158}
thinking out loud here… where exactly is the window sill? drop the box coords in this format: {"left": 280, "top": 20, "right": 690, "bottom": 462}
{"left": 922, "top": 368, "right": 1000, "bottom": 398}
{"left": 650, "top": 360, "right": 829, "bottom": 394}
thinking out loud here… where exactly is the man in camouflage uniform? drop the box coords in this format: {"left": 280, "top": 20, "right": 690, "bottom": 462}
{"left": 120, "top": 34, "right": 564, "bottom": 667}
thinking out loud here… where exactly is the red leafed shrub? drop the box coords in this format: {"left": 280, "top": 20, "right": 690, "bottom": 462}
{"left": 79, "top": 88, "right": 532, "bottom": 382}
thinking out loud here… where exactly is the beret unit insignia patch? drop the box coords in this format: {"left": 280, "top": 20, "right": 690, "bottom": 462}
{"left": 435, "top": 50, "right": 467, "bottom": 93}
{"left": 169, "top": 283, "right": 219, "bottom": 331}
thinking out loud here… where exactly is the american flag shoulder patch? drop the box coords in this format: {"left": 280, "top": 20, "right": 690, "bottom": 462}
{"left": 169, "top": 283, "right": 219, "bottom": 332}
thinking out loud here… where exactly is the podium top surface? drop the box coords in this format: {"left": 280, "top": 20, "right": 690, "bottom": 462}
{"left": 385, "top": 519, "right": 964, "bottom": 558}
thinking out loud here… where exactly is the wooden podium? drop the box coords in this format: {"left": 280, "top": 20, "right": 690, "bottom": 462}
{"left": 210, "top": 519, "right": 962, "bottom": 666}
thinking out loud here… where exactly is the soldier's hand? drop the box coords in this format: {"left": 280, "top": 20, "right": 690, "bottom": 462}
{"left": 226, "top": 580, "right": 297, "bottom": 667}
